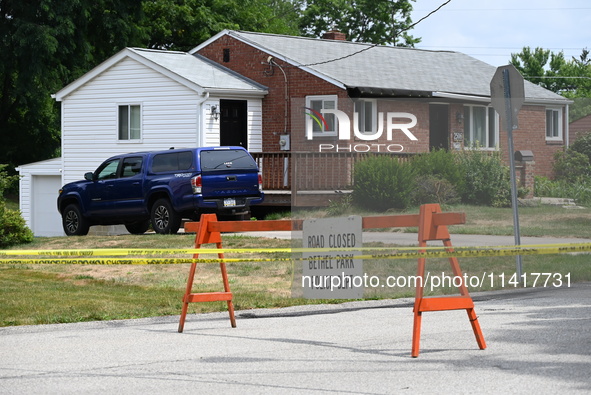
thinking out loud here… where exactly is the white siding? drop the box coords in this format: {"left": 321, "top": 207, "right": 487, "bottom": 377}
{"left": 17, "top": 158, "right": 63, "bottom": 236}
{"left": 61, "top": 57, "right": 201, "bottom": 184}
{"left": 203, "top": 100, "right": 221, "bottom": 146}
{"left": 248, "top": 100, "right": 263, "bottom": 152}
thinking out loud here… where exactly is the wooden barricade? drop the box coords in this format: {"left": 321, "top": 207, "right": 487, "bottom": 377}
{"left": 178, "top": 215, "right": 296, "bottom": 333}
{"left": 178, "top": 204, "right": 486, "bottom": 358}
{"left": 411, "top": 203, "right": 486, "bottom": 357}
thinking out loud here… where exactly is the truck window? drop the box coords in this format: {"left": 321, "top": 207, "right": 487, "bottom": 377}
{"left": 151, "top": 151, "right": 193, "bottom": 173}
{"left": 96, "top": 159, "right": 120, "bottom": 180}
{"left": 200, "top": 150, "right": 257, "bottom": 171}
{"left": 121, "top": 157, "right": 143, "bottom": 178}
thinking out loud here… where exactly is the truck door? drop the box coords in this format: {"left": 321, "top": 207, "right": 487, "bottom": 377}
{"left": 109, "top": 156, "right": 145, "bottom": 216}
{"left": 85, "top": 158, "right": 120, "bottom": 216}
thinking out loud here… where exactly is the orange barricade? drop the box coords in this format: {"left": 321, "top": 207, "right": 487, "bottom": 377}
{"left": 178, "top": 215, "right": 296, "bottom": 333}
{"left": 411, "top": 204, "right": 486, "bottom": 357}
{"left": 178, "top": 204, "right": 486, "bottom": 358}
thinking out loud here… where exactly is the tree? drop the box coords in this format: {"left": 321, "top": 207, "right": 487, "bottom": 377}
{"left": 0, "top": 0, "right": 145, "bottom": 171}
{"left": 142, "top": 0, "right": 301, "bottom": 51}
{"left": 511, "top": 46, "right": 591, "bottom": 96}
{"left": 511, "top": 46, "right": 591, "bottom": 121}
{"left": 298, "top": 0, "right": 419, "bottom": 46}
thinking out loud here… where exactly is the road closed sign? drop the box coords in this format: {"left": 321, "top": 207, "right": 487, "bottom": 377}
{"left": 302, "top": 216, "right": 363, "bottom": 299}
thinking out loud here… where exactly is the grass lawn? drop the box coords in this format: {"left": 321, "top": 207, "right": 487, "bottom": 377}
{"left": 1, "top": 204, "right": 590, "bottom": 327}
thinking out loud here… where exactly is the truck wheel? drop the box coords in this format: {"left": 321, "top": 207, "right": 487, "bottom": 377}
{"left": 151, "top": 198, "right": 181, "bottom": 234}
{"left": 125, "top": 220, "right": 150, "bottom": 235}
{"left": 62, "top": 204, "right": 90, "bottom": 236}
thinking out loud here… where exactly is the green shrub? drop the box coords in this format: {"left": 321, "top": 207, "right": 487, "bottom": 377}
{"left": 411, "top": 149, "right": 465, "bottom": 194}
{"left": 0, "top": 164, "right": 33, "bottom": 248}
{"left": 414, "top": 175, "right": 460, "bottom": 206}
{"left": 456, "top": 150, "right": 512, "bottom": 207}
{"left": 552, "top": 149, "right": 591, "bottom": 182}
{"left": 569, "top": 132, "right": 591, "bottom": 163}
{"left": 0, "top": 164, "right": 19, "bottom": 198}
{"left": 352, "top": 155, "right": 416, "bottom": 211}
{"left": 0, "top": 202, "right": 34, "bottom": 248}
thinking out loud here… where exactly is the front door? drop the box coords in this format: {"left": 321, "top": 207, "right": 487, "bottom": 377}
{"left": 429, "top": 104, "right": 449, "bottom": 150}
{"left": 220, "top": 99, "right": 248, "bottom": 149}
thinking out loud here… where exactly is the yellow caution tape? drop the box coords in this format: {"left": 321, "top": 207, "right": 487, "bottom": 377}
{"left": 2, "top": 242, "right": 591, "bottom": 257}
{"left": 1, "top": 243, "right": 590, "bottom": 265}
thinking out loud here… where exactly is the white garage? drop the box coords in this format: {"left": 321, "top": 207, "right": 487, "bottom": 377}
{"left": 16, "top": 158, "right": 64, "bottom": 237}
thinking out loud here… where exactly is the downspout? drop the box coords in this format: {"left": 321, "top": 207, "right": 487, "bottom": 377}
{"left": 269, "top": 59, "right": 289, "bottom": 187}
{"left": 196, "top": 91, "right": 210, "bottom": 147}
{"left": 565, "top": 103, "right": 570, "bottom": 147}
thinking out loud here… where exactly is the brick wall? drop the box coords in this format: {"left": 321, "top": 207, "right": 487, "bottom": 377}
{"left": 499, "top": 105, "right": 565, "bottom": 178}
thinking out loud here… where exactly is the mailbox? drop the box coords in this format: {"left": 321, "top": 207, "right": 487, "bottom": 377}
{"left": 514, "top": 150, "right": 534, "bottom": 162}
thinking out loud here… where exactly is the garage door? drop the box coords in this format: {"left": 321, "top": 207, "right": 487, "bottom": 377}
{"left": 32, "top": 175, "right": 63, "bottom": 236}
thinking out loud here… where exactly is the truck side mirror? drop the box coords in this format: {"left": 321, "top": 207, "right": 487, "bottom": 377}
{"left": 84, "top": 172, "right": 95, "bottom": 181}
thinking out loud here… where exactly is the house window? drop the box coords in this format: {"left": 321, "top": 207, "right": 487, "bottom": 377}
{"left": 354, "top": 99, "right": 377, "bottom": 134}
{"left": 118, "top": 105, "right": 141, "bottom": 140}
{"left": 305, "top": 95, "right": 337, "bottom": 136}
{"left": 546, "top": 108, "right": 562, "bottom": 140}
{"left": 464, "top": 105, "right": 498, "bottom": 149}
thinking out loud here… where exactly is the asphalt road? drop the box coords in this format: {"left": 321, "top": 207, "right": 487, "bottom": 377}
{"left": 1, "top": 283, "right": 590, "bottom": 394}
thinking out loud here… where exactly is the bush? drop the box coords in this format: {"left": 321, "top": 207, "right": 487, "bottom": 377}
{"left": 0, "top": 164, "right": 33, "bottom": 248}
{"left": 414, "top": 175, "right": 460, "bottom": 206}
{"left": 552, "top": 149, "right": 591, "bottom": 182}
{"left": 0, "top": 202, "right": 34, "bottom": 248}
{"left": 569, "top": 132, "right": 591, "bottom": 163}
{"left": 456, "top": 150, "right": 512, "bottom": 207}
{"left": 0, "top": 164, "right": 19, "bottom": 198}
{"left": 352, "top": 155, "right": 416, "bottom": 211}
{"left": 411, "top": 149, "right": 465, "bottom": 194}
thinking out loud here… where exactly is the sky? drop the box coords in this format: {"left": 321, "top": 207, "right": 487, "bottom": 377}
{"left": 409, "top": 0, "right": 591, "bottom": 67}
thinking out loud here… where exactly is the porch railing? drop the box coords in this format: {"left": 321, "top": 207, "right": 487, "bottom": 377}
{"left": 252, "top": 152, "right": 415, "bottom": 191}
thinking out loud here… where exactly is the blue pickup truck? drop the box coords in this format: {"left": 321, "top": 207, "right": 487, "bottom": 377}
{"left": 57, "top": 147, "right": 264, "bottom": 236}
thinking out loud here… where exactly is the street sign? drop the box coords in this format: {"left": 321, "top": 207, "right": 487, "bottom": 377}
{"left": 490, "top": 64, "right": 525, "bottom": 282}
{"left": 490, "top": 64, "right": 525, "bottom": 130}
{"left": 302, "top": 216, "right": 363, "bottom": 299}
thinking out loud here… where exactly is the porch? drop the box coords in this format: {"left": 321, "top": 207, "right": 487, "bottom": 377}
{"left": 251, "top": 152, "right": 413, "bottom": 207}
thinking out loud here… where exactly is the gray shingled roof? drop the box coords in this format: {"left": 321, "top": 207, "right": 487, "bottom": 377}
{"left": 198, "top": 31, "right": 567, "bottom": 103}
{"left": 129, "top": 48, "right": 267, "bottom": 92}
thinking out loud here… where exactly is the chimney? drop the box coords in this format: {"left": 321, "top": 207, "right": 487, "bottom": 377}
{"left": 322, "top": 30, "right": 346, "bottom": 41}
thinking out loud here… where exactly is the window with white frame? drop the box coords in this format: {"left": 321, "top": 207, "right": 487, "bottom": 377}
{"left": 464, "top": 105, "right": 498, "bottom": 149}
{"left": 546, "top": 108, "right": 562, "bottom": 140}
{"left": 118, "top": 104, "right": 141, "bottom": 140}
{"left": 305, "top": 95, "right": 337, "bottom": 136}
{"left": 354, "top": 99, "right": 377, "bottom": 134}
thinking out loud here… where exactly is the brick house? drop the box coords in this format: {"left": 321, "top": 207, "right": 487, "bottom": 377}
{"left": 192, "top": 30, "right": 571, "bottom": 203}
{"left": 569, "top": 114, "right": 591, "bottom": 142}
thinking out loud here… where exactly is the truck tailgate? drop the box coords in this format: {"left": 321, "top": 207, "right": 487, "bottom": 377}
{"left": 201, "top": 170, "right": 260, "bottom": 198}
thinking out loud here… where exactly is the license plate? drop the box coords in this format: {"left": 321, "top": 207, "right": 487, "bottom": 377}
{"left": 223, "top": 198, "right": 237, "bottom": 207}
